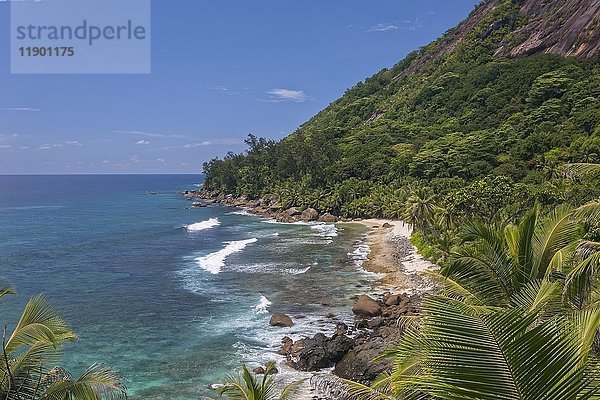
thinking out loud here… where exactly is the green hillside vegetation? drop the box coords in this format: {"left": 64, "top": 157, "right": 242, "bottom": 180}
{"left": 203, "top": 0, "right": 600, "bottom": 261}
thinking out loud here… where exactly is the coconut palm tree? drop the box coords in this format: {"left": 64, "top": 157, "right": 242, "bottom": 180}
{"left": 0, "top": 289, "right": 126, "bottom": 400}
{"left": 216, "top": 364, "right": 302, "bottom": 400}
{"left": 350, "top": 296, "right": 600, "bottom": 400}
{"left": 403, "top": 187, "right": 437, "bottom": 235}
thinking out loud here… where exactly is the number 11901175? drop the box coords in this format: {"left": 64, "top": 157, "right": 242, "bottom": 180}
{"left": 19, "top": 47, "right": 75, "bottom": 56}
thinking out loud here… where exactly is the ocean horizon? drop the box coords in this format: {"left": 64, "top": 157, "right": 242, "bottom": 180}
{"left": 0, "top": 174, "right": 373, "bottom": 398}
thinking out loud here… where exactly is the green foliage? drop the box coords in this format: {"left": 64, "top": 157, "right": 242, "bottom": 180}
{"left": 350, "top": 296, "right": 600, "bottom": 400}
{"left": 445, "top": 175, "right": 533, "bottom": 221}
{"left": 215, "top": 364, "right": 302, "bottom": 400}
{"left": 409, "top": 232, "right": 436, "bottom": 261}
{"left": 409, "top": 130, "right": 500, "bottom": 179}
{"left": 201, "top": 1, "right": 600, "bottom": 272}
{"left": 350, "top": 201, "right": 600, "bottom": 400}
{"left": 0, "top": 290, "right": 126, "bottom": 400}
{"left": 202, "top": 0, "right": 599, "bottom": 221}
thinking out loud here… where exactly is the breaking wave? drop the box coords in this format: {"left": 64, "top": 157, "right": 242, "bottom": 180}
{"left": 186, "top": 218, "right": 220, "bottom": 232}
{"left": 195, "top": 238, "right": 258, "bottom": 274}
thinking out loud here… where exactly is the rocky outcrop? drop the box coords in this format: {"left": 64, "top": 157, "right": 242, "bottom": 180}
{"left": 352, "top": 295, "right": 382, "bottom": 318}
{"left": 335, "top": 293, "right": 421, "bottom": 383}
{"left": 399, "top": 0, "right": 600, "bottom": 78}
{"left": 183, "top": 189, "right": 357, "bottom": 224}
{"left": 277, "top": 293, "right": 421, "bottom": 382}
{"left": 301, "top": 208, "right": 319, "bottom": 222}
{"left": 496, "top": 0, "right": 600, "bottom": 59}
{"left": 269, "top": 313, "right": 294, "bottom": 327}
{"left": 279, "top": 331, "right": 354, "bottom": 372}
{"left": 319, "top": 213, "right": 338, "bottom": 223}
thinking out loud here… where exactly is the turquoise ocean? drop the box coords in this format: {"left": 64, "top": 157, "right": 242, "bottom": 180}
{"left": 0, "top": 175, "right": 374, "bottom": 399}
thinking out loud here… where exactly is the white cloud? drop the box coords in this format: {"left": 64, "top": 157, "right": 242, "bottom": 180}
{"left": 0, "top": 145, "right": 10, "bottom": 149}
{"left": 368, "top": 23, "right": 399, "bottom": 32}
{"left": 184, "top": 141, "right": 212, "bottom": 148}
{"left": 36, "top": 141, "right": 82, "bottom": 151}
{"left": 157, "top": 138, "right": 243, "bottom": 151}
{"left": 0, "top": 133, "right": 18, "bottom": 143}
{"left": 402, "top": 18, "right": 424, "bottom": 31}
{"left": 1, "top": 107, "right": 40, "bottom": 112}
{"left": 265, "top": 88, "right": 310, "bottom": 103}
{"left": 115, "top": 130, "right": 189, "bottom": 139}
{"left": 135, "top": 140, "right": 150, "bottom": 145}
{"left": 212, "top": 85, "right": 240, "bottom": 96}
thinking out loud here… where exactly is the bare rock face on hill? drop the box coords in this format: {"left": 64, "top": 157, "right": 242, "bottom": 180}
{"left": 496, "top": 0, "right": 600, "bottom": 59}
{"left": 400, "top": 0, "right": 600, "bottom": 78}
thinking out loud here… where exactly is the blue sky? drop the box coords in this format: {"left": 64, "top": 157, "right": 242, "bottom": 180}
{"left": 0, "top": 0, "right": 480, "bottom": 174}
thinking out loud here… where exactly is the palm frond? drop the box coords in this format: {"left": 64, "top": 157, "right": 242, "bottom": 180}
{"left": 510, "top": 279, "right": 561, "bottom": 313}
{"left": 532, "top": 205, "right": 579, "bottom": 281}
{"left": 575, "top": 200, "right": 600, "bottom": 225}
{"left": 365, "top": 296, "right": 599, "bottom": 400}
{"left": 565, "top": 252, "right": 600, "bottom": 309}
{"left": 279, "top": 379, "right": 305, "bottom": 400}
{"left": 346, "top": 379, "right": 395, "bottom": 400}
{"left": 39, "top": 363, "right": 127, "bottom": 400}
{"left": 562, "top": 163, "right": 600, "bottom": 178}
{"left": 442, "top": 243, "right": 513, "bottom": 306}
{"left": 0, "top": 286, "right": 15, "bottom": 299}
{"left": 7, "top": 294, "right": 76, "bottom": 354}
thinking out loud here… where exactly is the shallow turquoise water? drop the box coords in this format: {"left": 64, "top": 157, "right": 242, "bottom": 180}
{"left": 0, "top": 175, "right": 371, "bottom": 399}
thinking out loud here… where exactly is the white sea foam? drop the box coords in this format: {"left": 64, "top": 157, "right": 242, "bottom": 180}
{"left": 254, "top": 295, "right": 272, "bottom": 314}
{"left": 283, "top": 266, "right": 312, "bottom": 275}
{"left": 229, "top": 262, "right": 309, "bottom": 275}
{"left": 347, "top": 242, "right": 370, "bottom": 267}
{"left": 186, "top": 218, "right": 220, "bottom": 232}
{"left": 227, "top": 210, "right": 253, "bottom": 216}
{"left": 310, "top": 223, "right": 338, "bottom": 238}
{"left": 195, "top": 238, "right": 258, "bottom": 274}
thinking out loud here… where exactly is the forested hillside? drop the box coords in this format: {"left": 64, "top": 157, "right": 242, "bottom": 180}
{"left": 202, "top": 0, "right": 600, "bottom": 259}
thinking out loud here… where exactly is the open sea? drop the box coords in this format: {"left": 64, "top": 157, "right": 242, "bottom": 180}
{"left": 0, "top": 175, "right": 373, "bottom": 399}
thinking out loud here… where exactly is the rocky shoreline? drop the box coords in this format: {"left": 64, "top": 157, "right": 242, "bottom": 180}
{"left": 275, "top": 292, "right": 421, "bottom": 384}
{"left": 183, "top": 189, "right": 435, "bottom": 398}
{"left": 184, "top": 189, "right": 343, "bottom": 223}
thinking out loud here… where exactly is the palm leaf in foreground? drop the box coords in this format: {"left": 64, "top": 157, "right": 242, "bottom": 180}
{"left": 351, "top": 296, "right": 600, "bottom": 400}
{"left": 217, "top": 364, "right": 303, "bottom": 400}
{"left": 38, "top": 364, "right": 127, "bottom": 400}
{"left": 1, "top": 293, "right": 126, "bottom": 400}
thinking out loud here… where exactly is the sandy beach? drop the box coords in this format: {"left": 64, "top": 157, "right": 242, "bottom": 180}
{"left": 294, "top": 219, "right": 436, "bottom": 399}
{"left": 350, "top": 218, "right": 436, "bottom": 293}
